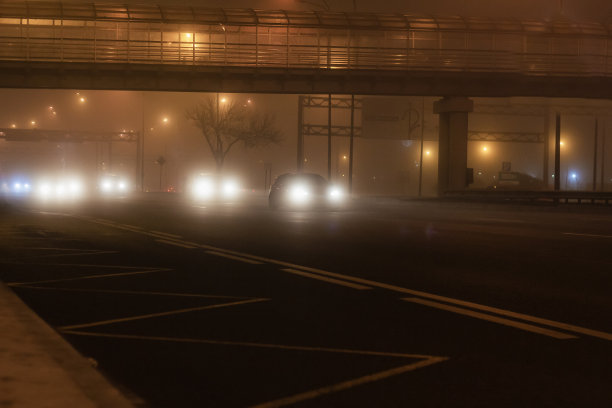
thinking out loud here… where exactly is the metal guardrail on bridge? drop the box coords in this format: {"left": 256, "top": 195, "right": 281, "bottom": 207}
{"left": 444, "top": 190, "right": 612, "bottom": 206}
{"left": 0, "top": 2, "right": 611, "bottom": 77}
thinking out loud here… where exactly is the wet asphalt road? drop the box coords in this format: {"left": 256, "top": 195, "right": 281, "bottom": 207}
{"left": 1, "top": 195, "right": 611, "bottom": 407}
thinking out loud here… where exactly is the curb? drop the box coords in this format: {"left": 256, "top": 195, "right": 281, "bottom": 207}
{"left": 0, "top": 282, "right": 135, "bottom": 408}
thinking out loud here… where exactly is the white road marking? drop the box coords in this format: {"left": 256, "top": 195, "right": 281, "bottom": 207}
{"left": 206, "top": 250, "right": 263, "bottom": 264}
{"left": 281, "top": 268, "right": 371, "bottom": 290}
{"left": 59, "top": 298, "right": 269, "bottom": 330}
{"left": 155, "top": 239, "right": 197, "bottom": 249}
{"left": 403, "top": 297, "right": 576, "bottom": 340}
{"left": 563, "top": 232, "right": 612, "bottom": 239}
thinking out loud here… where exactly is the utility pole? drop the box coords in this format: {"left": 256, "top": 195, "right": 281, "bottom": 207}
{"left": 140, "top": 91, "right": 146, "bottom": 192}
{"left": 418, "top": 97, "right": 425, "bottom": 196}
{"left": 554, "top": 113, "right": 561, "bottom": 192}
{"left": 327, "top": 94, "right": 332, "bottom": 180}
{"left": 297, "top": 96, "right": 304, "bottom": 173}
{"left": 593, "top": 118, "right": 598, "bottom": 191}
{"left": 348, "top": 94, "right": 355, "bottom": 194}
{"left": 602, "top": 121, "right": 606, "bottom": 192}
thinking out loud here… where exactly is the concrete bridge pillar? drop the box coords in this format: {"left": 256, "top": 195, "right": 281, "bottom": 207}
{"left": 434, "top": 97, "right": 474, "bottom": 195}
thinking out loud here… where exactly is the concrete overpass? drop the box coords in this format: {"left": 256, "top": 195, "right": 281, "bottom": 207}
{"left": 0, "top": 2, "right": 611, "bottom": 97}
{"left": 1, "top": 2, "right": 611, "bottom": 192}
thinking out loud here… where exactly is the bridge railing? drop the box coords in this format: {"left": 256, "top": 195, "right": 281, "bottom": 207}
{"left": 0, "top": 15, "right": 611, "bottom": 76}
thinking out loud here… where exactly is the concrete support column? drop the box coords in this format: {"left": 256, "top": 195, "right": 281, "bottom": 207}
{"left": 434, "top": 97, "right": 474, "bottom": 195}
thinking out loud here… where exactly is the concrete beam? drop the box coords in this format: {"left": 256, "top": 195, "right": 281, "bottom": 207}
{"left": 2, "top": 61, "right": 612, "bottom": 99}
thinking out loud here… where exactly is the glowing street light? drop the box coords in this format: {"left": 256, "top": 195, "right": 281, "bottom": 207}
{"left": 220, "top": 97, "right": 227, "bottom": 104}
{"left": 425, "top": 150, "right": 431, "bottom": 156}
{"left": 162, "top": 117, "right": 169, "bottom": 124}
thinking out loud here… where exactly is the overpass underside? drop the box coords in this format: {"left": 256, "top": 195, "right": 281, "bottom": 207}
{"left": 2, "top": 61, "right": 612, "bottom": 99}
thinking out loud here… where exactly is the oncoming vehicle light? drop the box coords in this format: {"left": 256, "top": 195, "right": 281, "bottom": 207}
{"left": 289, "top": 183, "right": 311, "bottom": 205}
{"left": 101, "top": 178, "right": 113, "bottom": 193}
{"left": 327, "top": 185, "right": 344, "bottom": 202}
{"left": 192, "top": 177, "right": 215, "bottom": 201}
{"left": 221, "top": 179, "right": 240, "bottom": 199}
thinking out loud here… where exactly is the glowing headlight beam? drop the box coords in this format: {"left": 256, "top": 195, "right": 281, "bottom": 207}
{"left": 289, "top": 183, "right": 311, "bottom": 204}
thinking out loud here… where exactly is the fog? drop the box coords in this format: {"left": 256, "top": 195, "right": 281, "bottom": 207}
{"left": 2, "top": 90, "right": 611, "bottom": 195}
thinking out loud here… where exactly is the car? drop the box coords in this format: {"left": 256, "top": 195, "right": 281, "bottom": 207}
{"left": 99, "top": 174, "right": 131, "bottom": 197}
{"left": 268, "top": 173, "right": 345, "bottom": 209}
{"left": 189, "top": 173, "right": 241, "bottom": 202}
{"left": 489, "top": 171, "right": 545, "bottom": 190}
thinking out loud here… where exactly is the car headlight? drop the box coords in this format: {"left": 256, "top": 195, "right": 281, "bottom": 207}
{"left": 328, "top": 186, "right": 344, "bottom": 202}
{"left": 68, "top": 180, "right": 83, "bottom": 198}
{"left": 221, "top": 179, "right": 239, "bottom": 199}
{"left": 289, "top": 183, "right": 311, "bottom": 204}
{"left": 100, "top": 179, "right": 113, "bottom": 193}
{"left": 38, "top": 182, "right": 52, "bottom": 199}
{"left": 192, "top": 178, "right": 215, "bottom": 200}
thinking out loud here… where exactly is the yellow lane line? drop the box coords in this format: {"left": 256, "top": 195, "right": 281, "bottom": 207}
{"left": 8, "top": 269, "right": 169, "bottom": 286}
{"left": 251, "top": 357, "right": 448, "bottom": 408}
{"left": 563, "top": 232, "right": 612, "bottom": 239}
{"left": 59, "top": 330, "right": 448, "bottom": 408}
{"left": 79, "top": 216, "right": 612, "bottom": 341}
{"left": 151, "top": 230, "right": 182, "bottom": 238}
{"left": 58, "top": 298, "right": 269, "bottom": 330}
{"left": 9, "top": 286, "right": 252, "bottom": 299}
{"left": 59, "top": 330, "right": 444, "bottom": 360}
{"left": 206, "top": 250, "right": 263, "bottom": 264}
{"left": 155, "top": 239, "right": 197, "bottom": 249}
{"left": 281, "top": 268, "right": 371, "bottom": 290}
{"left": 403, "top": 298, "right": 576, "bottom": 340}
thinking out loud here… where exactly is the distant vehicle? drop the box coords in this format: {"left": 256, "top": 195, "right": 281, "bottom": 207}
{"left": 35, "top": 175, "right": 86, "bottom": 202}
{"left": 268, "top": 173, "right": 345, "bottom": 209}
{"left": 489, "top": 171, "right": 544, "bottom": 190}
{"left": 189, "top": 173, "right": 241, "bottom": 202}
{"left": 99, "top": 174, "right": 131, "bottom": 197}
{"left": 1, "top": 176, "right": 32, "bottom": 197}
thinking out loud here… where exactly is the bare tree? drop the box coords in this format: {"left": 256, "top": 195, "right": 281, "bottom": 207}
{"left": 186, "top": 96, "right": 282, "bottom": 173}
